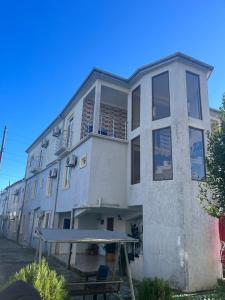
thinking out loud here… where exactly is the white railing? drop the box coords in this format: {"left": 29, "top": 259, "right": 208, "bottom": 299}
{"left": 55, "top": 130, "right": 72, "bottom": 156}
{"left": 98, "top": 114, "right": 127, "bottom": 140}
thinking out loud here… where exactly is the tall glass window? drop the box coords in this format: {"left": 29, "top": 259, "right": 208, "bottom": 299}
{"left": 186, "top": 72, "right": 202, "bottom": 119}
{"left": 153, "top": 127, "right": 173, "bottom": 180}
{"left": 189, "top": 127, "right": 205, "bottom": 180}
{"left": 152, "top": 71, "right": 170, "bottom": 120}
{"left": 131, "top": 136, "right": 140, "bottom": 184}
{"left": 132, "top": 86, "right": 140, "bottom": 130}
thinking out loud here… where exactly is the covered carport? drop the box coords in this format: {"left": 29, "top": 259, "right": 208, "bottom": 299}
{"left": 36, "top": 228, "right": 137, "bottom": 300}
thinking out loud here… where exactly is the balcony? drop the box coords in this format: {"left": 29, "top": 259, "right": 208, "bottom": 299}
{"left": 80, "top": 85, "right": 128, "bottom": 141}
{"left": 98, "top": 113, "right": 127, "bottom": 140}
{"left": 55, "top": 130, "right": 73, "bottom": 156}
{"left": 30, "top": 156, "right": 42, "bottom": 174}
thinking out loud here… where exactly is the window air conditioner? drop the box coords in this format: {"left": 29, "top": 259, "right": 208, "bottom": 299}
{"left": 41, "top": 138, "right": 49, "bottom": 148}
{"left": 66, "top": 154, "right": 77, "bottom": 168}
{"left": 50, "top": 168, "right": 58, "bottom": 178}
{"left": 52, "top": 126, "right": 61, "bottom": 137}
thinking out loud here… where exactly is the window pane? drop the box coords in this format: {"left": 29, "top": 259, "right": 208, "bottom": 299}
{"left": 153, "top": 127, "right": 173, "bottom": 180}
{"left": 132, "top": 86, "right": 140, "bottom": 130}
{"left": 131, "top": 136, "right": 140, "bottom": 184}
{"left": 186, "top": 72, "right": 202, "bottom": 119}
{"left": 152, "top": 72, "right": 170, "bottom": 120}
{"left": 189, "top": 128, "right": 205, "bottom": 180}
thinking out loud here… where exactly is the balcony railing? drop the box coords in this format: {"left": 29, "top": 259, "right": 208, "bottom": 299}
{"left": 98, "top": 114, "right": 127, "bottom": 140}
{"left": 55, "top": 130, "right": 73, "bottom": 156}
{"left": 30, "top": 156, "right": 42, "bottom": 174}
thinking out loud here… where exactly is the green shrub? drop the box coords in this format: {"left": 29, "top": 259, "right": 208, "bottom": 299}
{"left": 2, "top": 259, "right": 68, "bottom": 300}
{"left": 215, "top": 278, "right": 225, "bottom": 299}
{"left": 137, "top": 277, "right": 172, "bottom": 300}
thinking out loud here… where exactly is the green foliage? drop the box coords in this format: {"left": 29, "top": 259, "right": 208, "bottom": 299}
{"left": 2, "top": 259, "right": 68, "bottom": 300}
{"left": 215, "top": 279, "right": 225, "bottom": 299}
{"left": 137, "top": 277, "right": 172, "bottom": 300}
{"left": 198, "top": 93, "right": 225, "bottom": 218}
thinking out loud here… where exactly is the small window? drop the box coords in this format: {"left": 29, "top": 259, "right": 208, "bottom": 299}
{"left": 153, "top": 127, "right": 173, "bottom": 180}
{"left": 62, "top": 164, "right": 71, "bottom": 189}
{"left": 189, "top": 127, "right": 205, "bottom": 180}
{"left": 186, "top": 72, "right": 202, "bottom": 119}
{"left": 132, "top": 86, "right": 140, "bottom": 130}
{"left": 152, "top": 71, "right": 170, "bottom": 120}
{"left": 131, "top": 136, "right": 140, "bottom": 184}
{"left": 46, "top": 176, "right": 52, "bottom": 197}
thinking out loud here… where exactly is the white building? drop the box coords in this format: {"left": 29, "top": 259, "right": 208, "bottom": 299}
{"left": 0, "top": 52, "right": 222, "bottom": 291}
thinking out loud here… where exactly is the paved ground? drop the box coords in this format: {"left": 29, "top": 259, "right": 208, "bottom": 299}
{"left": 0, "top": 238, "right": 35, "bottom": 285}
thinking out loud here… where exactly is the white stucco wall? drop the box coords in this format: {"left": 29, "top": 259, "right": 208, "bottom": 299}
{"left": 127, "top": 61, "right": 221, "bottom": 291}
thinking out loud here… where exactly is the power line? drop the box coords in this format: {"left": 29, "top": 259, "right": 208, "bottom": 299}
{"left": 0, "top": 126, "right": 6, "bottom": 168}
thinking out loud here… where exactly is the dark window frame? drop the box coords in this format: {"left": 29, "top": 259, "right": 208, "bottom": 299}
{"left": 152, "top": 126, "right": 173, "bottom": 181}
{"left": 131, "top": 85, "right": 141, "bottom": 131}
{"left": 186, "top": 71, "right": 202, "bottom": 120}
{"left": 131, "top": 135, "right": 140, "bottom": 185}
{"left": 152, "top": 71, "right": 171, "bottom": 121}
{"left": 189, "top": 126, "right": 206, "bottom": 181}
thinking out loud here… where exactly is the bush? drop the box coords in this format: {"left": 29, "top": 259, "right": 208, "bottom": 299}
{"left": 137, "top": 278, "right": 172, "bottom": 300}
{"left": 2, "top": 259, "right": 68, "bottom": 300}
{"left": 215, "top": 278, "right": 225, "bottom": 299}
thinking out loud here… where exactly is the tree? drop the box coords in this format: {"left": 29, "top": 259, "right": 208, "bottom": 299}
{"left": 198, "top": 93, "right": 225, "bottom": 218}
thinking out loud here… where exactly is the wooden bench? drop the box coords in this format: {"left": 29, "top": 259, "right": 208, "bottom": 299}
{"left": 66, "top": 279, "right": 123, "bottom": 299}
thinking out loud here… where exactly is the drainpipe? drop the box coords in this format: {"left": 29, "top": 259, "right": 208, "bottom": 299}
{"left": 49, "top": 159, "right": 62, "bottom": 255}
{"left": 16, "top": 179, "right": 27, "bottom": 243}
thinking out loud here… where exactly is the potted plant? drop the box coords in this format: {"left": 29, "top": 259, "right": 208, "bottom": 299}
{"left": 104, "top": 243, "right": 117, "bottom": 262}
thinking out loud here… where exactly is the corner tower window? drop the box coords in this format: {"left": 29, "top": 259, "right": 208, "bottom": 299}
{"left": 152, "top": 71, "right": 170, "bottom": 120}
{"left": 186, "top": 71, "right": 202, "bottom": 119}
{"left": 131, "top": 136, "right": 140, "bottom": 184}
{"left": 153, "top": 127, "right": 173, "bottom": 180}
{"left": 132, "top": 86, "right": 140, "bottom": 130}
{"left": 189, "top": 127, "right": 205, "bottom": 180}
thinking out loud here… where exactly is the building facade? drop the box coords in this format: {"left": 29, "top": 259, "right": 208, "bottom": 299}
{"left": 0, "top": 52, "right": 222, "bottom": 291}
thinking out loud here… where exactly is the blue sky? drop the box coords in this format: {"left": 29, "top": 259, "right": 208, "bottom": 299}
{"left": 0, "top": 0, "right": 225, "bottom": 189}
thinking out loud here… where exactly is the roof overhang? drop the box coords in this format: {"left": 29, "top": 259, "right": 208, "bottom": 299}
{"left": 36, "top": 228, "right": 138, "bottom": 244}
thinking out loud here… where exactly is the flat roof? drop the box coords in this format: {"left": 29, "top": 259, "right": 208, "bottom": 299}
{"left": 36, "top": 228, "right": 137, "bottom": 244}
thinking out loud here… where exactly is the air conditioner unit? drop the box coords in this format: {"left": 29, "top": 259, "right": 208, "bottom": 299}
{"left": 52, "top": 126, "right": 61, "bottom": 137}
{"left": 50, "top": 168, "right": 58, "bottom": 178}
{"left": 12, "top": 189, "right": 19, "bottom": 196}
{"left": 66, "top": 154, "right": 77, "bottom": 168}
{"left": 41, "top": 138, "right": 49, "bottom": 148}
{"left": 38, "top": 210, "right": 45, "bottom": 219}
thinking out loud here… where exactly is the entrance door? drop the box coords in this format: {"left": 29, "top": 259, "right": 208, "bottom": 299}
{"left": 107, "top": 217, "right": 114, "bottom": 231}
{"left": 63, "top": 218, "right": 71, "bottom": 229}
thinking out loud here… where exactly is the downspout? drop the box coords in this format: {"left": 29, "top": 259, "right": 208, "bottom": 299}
{"left": 16, "top": 179, "right": 27, "bottom": 243}
{"left": 49, "top": 159, "right": 62, "bottom": 255}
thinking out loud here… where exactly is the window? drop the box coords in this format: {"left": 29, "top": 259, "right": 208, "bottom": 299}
{"left": 46, "top": 176, "right": 52, "bottom": 197}
{"left": 186, "top": 71, "right": 202, "bottom": 119}
{"left": 153, "top": 127, "right": 173, "bottom": 180}
{"left": 31, "top": 180, "right": 38, "bottom": 199}
{"left": 66, "top": 117, "right": 74, "bottom": 148}
{"left": 62, "top": 164, "right": 71, "bottom": 189}
{"left": 152, "top": 71, "right": 170, "bottom": 120}
{"left": 189, "top": 127, "right": 205, "bottom": 180}
{"left": 132, "top": 86, "right": 140, "bottom": 130}
{"left": 131, "top": 136, "right": 140, "bottom": 184}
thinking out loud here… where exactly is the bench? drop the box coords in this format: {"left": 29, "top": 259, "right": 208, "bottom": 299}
{"left": 66, "top": 279, "right": 123, "bottom": 299}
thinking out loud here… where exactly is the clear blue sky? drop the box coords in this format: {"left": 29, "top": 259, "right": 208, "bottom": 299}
{"left": 0, "top": 0, "right": 225, "bottom": 189}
